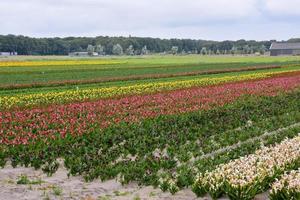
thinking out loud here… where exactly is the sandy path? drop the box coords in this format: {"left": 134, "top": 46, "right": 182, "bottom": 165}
{"left": 0, "top": 161, "right": 199, "bottom": 200}
{"left": 0, "top": 162, "right": 269, "bottom": 200}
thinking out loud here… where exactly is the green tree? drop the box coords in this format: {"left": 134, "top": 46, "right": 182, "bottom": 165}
{"left": 200, "top": 47, "right": 207, "bottom": 55}
{"left": 243, "top": 45, "right": 251, "bottom": 54}
{"left": 259, "top": 45, "right": 267, "bottom": 55}
{"left": 231, "top": 46, "right": 238, "bottom": 55}
{"left": 141, "top": 45, "right": 148, "bottom": 55}
{"left": 126, "top": 45, "right": 134, "bottom": 55}
{"left": 171, "top": 46, "right": 178, "bottom": 55}
{"left": 87, "top": 45, "right": 94, "bottom": 56}
{"left": 95, "top": 44, "right": 105, "bottom": 55}
{"left": 112, "top": 44, "right": 123, "bottom": 55}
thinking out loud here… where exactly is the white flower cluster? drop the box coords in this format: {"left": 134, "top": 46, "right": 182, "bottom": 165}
{"left": 193, "top": 135, "right": 300, "bottom": 199}
{"left": 270, "top": 168, "right": 300, "bottom": 199}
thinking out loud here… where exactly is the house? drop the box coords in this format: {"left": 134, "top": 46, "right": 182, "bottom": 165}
{"left": 68, "top": 52, "right": 99, "bottom": 57}
{"left": 270, "top": 42, "right": 300, "bottom": 56}
{"left": 68, "top": 52, "right": 89, "bottom": 57}
{"left": 0, "top": 52, "right": 18, "bottom": 56}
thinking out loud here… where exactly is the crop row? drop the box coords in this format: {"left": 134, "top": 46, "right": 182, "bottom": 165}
{"left": 1, "top": 90, "right": 300, "bottom": 190}
{"left": 0, "top": 64, "right": 282, "bottom": 90}
{"left": 192, "top": 135, "right": 300, "bottom": 200}
{"left": 0, "top": 60, "right": 125, "bottom": 67}
{"left": 2, "top": 65, "right": 297, "bottom": 98}
{"left": 270, "top": 169, "right": 300, "bottom": 200}
{"left": 1, "top": 73, "right": 300, "bottom": 145}
{"left": 154, "top": 105, "right": 300, "bottom": 193}
{"left": 1, "top": 70, "right": 299, "bottom": 110}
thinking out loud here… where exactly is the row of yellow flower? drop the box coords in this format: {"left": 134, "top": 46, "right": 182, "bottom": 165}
{"left": 270, "top": 168, "right": 300, "bottom": 199}
{"left": 0, "top": 70, "right": 297, "bottom": 109}
{"left": 0, "top": 60, "right": 125, "bottom": 67}
{"left": 193, "top": 135, "right": 300, "bottom": 199}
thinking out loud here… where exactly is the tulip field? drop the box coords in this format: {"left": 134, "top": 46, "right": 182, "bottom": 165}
{"left": 1, "top": 55, "right": 300, "bottom": 199}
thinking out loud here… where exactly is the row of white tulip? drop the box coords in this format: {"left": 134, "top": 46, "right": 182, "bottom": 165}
{"left": 193, "top": 135, "right": 300, "bottom": 199}
{"left": 270, "top": 168, "right": 300, "bottom": 200}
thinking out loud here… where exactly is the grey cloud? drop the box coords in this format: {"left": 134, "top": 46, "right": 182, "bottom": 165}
{"left": 0, "top": 0, "right": 299, "bottom": 40}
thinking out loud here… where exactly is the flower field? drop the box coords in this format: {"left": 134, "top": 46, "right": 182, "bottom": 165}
{"left": 1, "top": 69, "right": 299, "bottom": 109}
{"left": 270, "top": 169, "right": 300, "bottom": 200}
{"left": 1, "top": 56, "right": 300, "bottom": 199}
{"left": 193, "top": 136, "right": 300, "bottom": 199}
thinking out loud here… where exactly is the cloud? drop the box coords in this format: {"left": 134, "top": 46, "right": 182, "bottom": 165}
{"left": 0, "top": 0, "right": 299, "bottom": 40}
{"left": 264, "top": 0, "right": 300, "bottom": 16}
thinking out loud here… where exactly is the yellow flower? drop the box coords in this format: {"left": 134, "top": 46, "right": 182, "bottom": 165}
{"left": 0, "top": 69, "right": 298, "bottom": 109}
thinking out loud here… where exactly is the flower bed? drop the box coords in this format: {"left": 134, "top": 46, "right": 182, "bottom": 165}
{"left": 270, "top": 169, "right": 300, "bottom": 200}
{"left": 193, "top": 136, "right": 300, "bottom": 200}
{"left": 1, "top": 70, "right": 298, "bottom": 109}
{"left": 1, "top": 74, "right": 300, "bottom": 145}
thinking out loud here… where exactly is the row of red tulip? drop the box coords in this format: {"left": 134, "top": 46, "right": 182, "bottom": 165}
{"left": 1, "top": 73, "right": 300, "bottom": 145}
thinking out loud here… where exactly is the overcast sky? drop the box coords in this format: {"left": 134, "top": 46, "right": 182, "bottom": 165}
{"left": 1, "top": 0, "right": 299, "bottom": 41}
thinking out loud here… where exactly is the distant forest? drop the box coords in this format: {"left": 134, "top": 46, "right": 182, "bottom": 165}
{"left": 0, "top": 34, "right": 299, "bottom": 55}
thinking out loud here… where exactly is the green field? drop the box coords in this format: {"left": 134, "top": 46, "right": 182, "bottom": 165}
{"left": 1, "top": 55, "right": 300, "bottom": 87}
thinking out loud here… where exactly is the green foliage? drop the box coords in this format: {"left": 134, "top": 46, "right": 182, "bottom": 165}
{"left": 52, "top": 186, "right": 63, "bottom": 196}
{"left": 200, "top": 47, "right": 207, "bottom": 55}
{"left": 0, "top": 34, "right": 273, "bottom": 55}
{"left": 17, "top": 174, "right": 43, "bottom": 185}
{"left": 1, "top": 55, "right": 299, "bottom": 88}
{"left": 95, "top": 44, "right": 105, "bottom": 55}
{"left": 112, "top": 44, "right": 123, "bottom": 55}
{"left": 87, "top": 45, "right": 95, "bottom": 56}
{"left": 171, "top": 46, "right": 178, "bottom": 55}
{"left": 16, "top": 175, "right": 30, "bottom": 184}
{"left": 2, "top": 90, "right": 300, "bottom": 198}
{"left": 126, "top": 45, "right": 134, "bottom": 55}
{"left": 270, "top": 189, "right": 300, "bottom": 200}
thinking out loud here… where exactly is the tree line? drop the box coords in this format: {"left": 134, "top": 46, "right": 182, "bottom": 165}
{"left": 0, "top": 34, "right": 280, "bottom": 55}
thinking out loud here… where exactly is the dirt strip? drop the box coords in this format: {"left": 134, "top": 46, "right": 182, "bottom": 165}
{"left": 0, "top": 162, "right": 269, "bottom": 200}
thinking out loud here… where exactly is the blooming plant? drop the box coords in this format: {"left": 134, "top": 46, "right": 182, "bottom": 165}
{"left": 270, "top": 169, "right": 300, "bottom": 200}
{"left": 1, "top": 74, "right": 300, "bottom": 145}
{"left": 193, "top": 136, "right": 300, "bottom": 199}
{"left": 1, "top": 70, "right": 298, "bottom": 109}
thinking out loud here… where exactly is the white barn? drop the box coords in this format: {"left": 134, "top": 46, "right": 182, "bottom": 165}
{"left": 0, "top": 52, "right": 18, "bottom": 56}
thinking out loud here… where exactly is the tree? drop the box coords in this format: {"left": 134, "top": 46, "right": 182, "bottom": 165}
{"left": 87, "top": 45, "right": 94, "bottom": 56}
{"left": 95, "top": 44, "right": 105, "bottom": 55}
{"left": 112, "top": 44, "right": 123, "bottom": 55}
{"left": 259, "top": 45, "right": 267, "bottom": 55}
{"left": 243, "top": 45, "right": 251, "bottom": 54}
{"left": 171, "top": 46, "right": 178, "bottom": 55}
{"left": 231, "top": 46, "right": 238, "bottom": 55}
{"left": 126, "top": 45, "right": 134, "bottom": 55}
{"left": 200, "top": 47, "right": 207, "bottom": 55}
{"left": 141, "top": 45, "right": 148, "bottom": 55}
{"left": 0, "top": 34, "right": 275, "bottom": 55}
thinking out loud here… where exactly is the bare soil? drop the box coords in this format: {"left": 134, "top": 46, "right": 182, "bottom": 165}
{"left": 0, "top": 162, "right": 269, "bottom": 200}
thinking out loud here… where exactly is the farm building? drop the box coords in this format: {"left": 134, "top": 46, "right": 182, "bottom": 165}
{"left": 68, "top": 52, "right": 89, "bottom": 57}
{"left": 68, "top": 52, "right": 99, "bottom": 57}
{"left": 270, "top": 42, "right": 300, "bottom": 56}
{"left": 0, "top": 52, "right": 18, "bottom": 56}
